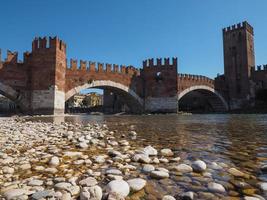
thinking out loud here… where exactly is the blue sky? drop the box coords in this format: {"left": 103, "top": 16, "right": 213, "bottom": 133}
{"left": 0, "top": 0, "right": 267, "bottom": 81}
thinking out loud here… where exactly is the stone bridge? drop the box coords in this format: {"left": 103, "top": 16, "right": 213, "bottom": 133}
{"left": 0, "top": 37, "right": 228, "bottom": 114}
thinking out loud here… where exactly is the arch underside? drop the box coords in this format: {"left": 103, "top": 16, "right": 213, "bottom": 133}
{"left": 178, "top": 85, "right": 228, "bottom": 112}
{"left": 65, "top": 80, "right": 144, "bottom": 113}
{"left": 0, "top": 82, "right": 19, "bottom": 102}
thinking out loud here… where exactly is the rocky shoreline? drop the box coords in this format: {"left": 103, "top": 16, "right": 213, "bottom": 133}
{"left": 0, "top": 117, "right": 267, "bottom": 200}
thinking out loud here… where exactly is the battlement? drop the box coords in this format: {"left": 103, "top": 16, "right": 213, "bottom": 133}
{"left": 178, "top": 73, "right": 214, "bottom": 83}
{"left": 67, "top": 59, "right": 140, "bottom": 75}
{"left": 251, "top": 65, "right": 267, "bottom": 72}
{"left": 142, "top": 57, "right": 177, "bottom": 68}
{"left": 32, "top": 37, "right": 66, "bottom": 53}
{"left": 0, "top": 50, "right": 19, "bottom": 64}
{"left": 223, "top": 21, "right": 254, "bottom": 35}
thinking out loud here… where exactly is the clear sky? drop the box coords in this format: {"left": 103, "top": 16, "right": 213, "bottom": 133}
{"left": 0, "top": 0, "right": 267, "bottom": 79}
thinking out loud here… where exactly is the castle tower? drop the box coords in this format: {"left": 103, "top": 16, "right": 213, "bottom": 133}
{"left": 223, "top": 21, "right": 255, "bottom": 109}
{"left": 141, "top": 57, "right": 178, "bottom": 113}
{"left": 29, "top": 37, "right": 66, "bottom": 114}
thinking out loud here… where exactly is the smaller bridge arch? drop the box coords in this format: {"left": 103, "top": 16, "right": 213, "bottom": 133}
{"left": 178, "top": 85, "right": 228, "bottom": 112}
{"left": 0, "top": 81, "right": 20, "bottom": 102}
{"left": 65, "top": 80, "right": 144, "bottom": 112}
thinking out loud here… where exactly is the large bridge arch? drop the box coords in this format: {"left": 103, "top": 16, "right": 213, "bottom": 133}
{"left": 65, "top": 80, "right": 144, "bottom": 112}
{"left": 178, "top": 85, "right": 228, "bottom": 112}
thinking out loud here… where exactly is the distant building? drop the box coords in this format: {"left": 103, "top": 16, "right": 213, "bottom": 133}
{"left": 67, "top": 93, "right": 103, "bottom": 108}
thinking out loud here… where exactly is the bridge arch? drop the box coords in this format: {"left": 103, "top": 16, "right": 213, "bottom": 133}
{"left": 0, "top": 81, "right": 20, "bottom": 102}
{"left": 65, "top": 80, "right": 144, "bottom": 112}
{"left": 178, "top": 85, "right": 228, "bottom": 112}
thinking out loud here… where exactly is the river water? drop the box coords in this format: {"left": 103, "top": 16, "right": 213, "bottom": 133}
{"left": 30, "top": 114, "right": 267, "bottom": 198}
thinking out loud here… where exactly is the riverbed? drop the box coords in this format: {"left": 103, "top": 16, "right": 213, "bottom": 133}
{"left": 1, "top": 114, "right": 267, "bottom": 199}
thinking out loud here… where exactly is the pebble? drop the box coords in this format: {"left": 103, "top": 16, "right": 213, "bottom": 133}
{"left": 4, "top": 189, "right": 28, "bottom": 200}
{"left": 142, "top": 164, "right": 155, "bottom": 172}
{"left": 79, "top": 177, "right": 98, "bottom": 187}
{"left": 28, "top": 179, "right": 44, "bottom": 186}
{"left": 49, "top": 156, "right": 60, "bottom": 166}
{"left": 192, "top": 160, "right": 207, "bottom": 173}
{"left": 127, "top": 178, "right": 147, "bottom": 192}
{"left": 208, "top": 182, "right": 226, "bottom": 193}
{"left": 160, "top": 148, "right": 174, "bottom": 157}
{"left": 175, "top": 164, "right": 193, "bottom": 173}
{"left": 228, "top": 167, "right": 245, "bottom": 177}
{"left": 143, "top": 145, "right": 158, "bottom": 156}
{"left": 106, "top": 180, "right": 130, "bottom": 197}
{"left": 150, "top": 170, "right": 169, "bottom": 179}
{"left": 162, "top": 195, "right": 176, "bottom": 200}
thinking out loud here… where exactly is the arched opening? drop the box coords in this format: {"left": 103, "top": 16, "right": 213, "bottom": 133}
{"left": 178, "top": 85, "right": 228, "bottom": 113}
{"left": 65, "top": 80, "right": 144, "bottom": 114}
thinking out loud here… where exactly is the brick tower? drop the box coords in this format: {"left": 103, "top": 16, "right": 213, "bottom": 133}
{"left": 27, "top": 37, "right": 66, "bottom": 114}
{"left": 223, "top": 21, "right": 255, "bottom": 109}
{"left": 141, "top": 58, "right": 178, "bottom": 113}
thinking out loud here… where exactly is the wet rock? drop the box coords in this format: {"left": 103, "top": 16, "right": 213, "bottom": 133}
{"left": 79, "top": 177, "right": 98, "bottom": 187}
{"left": 106, "top": 180, "right": 130, "bottom": 197}
{"left": 208, "top": 182, "right": 226, "bottom": 193}
{"left": 143, "top": 145, "right": 158, "bottom": 156}
{"left": 175, "top": 164, "right": 193, "bottom": 173}
{"left": 142, "top": 164, "right": 155, "bottom": 173}
{"left": 259, "top": 182, "right": 267, "bottom": 191}
{"left": 192, "top": 160, "right": 207, "bottom": 173}
{"left": 228, "top": 167, "right": 245, "bottom": 177}
{"left": 127, "top": 178, "right": 147, "bottom": 192}
{"left": 150, "top": 170, "right": 169, "bottom": 179}
{"left": 162, "top": 195, "right": 176, "bottom": 200}
{"left": 160, "top": 149, "right": 174, "bottom": 157}
{"left": 179, "top": 191, "right": 194, "bottom": 200}
{"left": 244, "top": 197, "right": 261, "bottom": 200}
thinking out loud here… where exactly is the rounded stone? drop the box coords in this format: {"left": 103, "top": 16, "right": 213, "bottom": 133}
{"left": 106, "top": 180, "right": 130, "bottom": 197}
{"left": 143, "top": 145, "right": 158, "bottom": 156}
{"left": 175, "top": 164, "right": 193, "bottom": 173}
{"left": 162, "top": 195, "right": 176, "bottom": 200}
{"left": 49, "top": 156, "right": 60, "bottom": 166}
{"left": 4, "top": 189, "right": 28, "bottom": 200}
{"left": 192, "top": 160, "right": 207, "bottom": 173}
{"left": 28, "top": 179, "right": 44, "bottom": 186}
{"left": 88, "top": 185, "right": 103, "bottom": 200}
{"left": 79, "top": 177, "right": 98, "bottom": 187}
{"left": 142, "top": 164, "right": 155, "bottom": 173}
{"left": 160, "top": 149, "right": 174, "bottom": 157}
{"left": 127, "top": 178, "right": 147, "bottom": 192}
{"left": 208, "top": 182, "right": 226, "bottom": 193}
{"left": 228, "top": 168, "right": 245, "bottom": 177}
{"left": 150, "top": 170, "right": 169, "bottom": 179}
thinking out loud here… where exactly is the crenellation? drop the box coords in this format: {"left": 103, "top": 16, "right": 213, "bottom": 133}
{"left": 23, "top": 52, "right": 31, "bottom": 63}
{"left": 164, "top": 58, "right": 170, "bottom": 66}
{"left": 121, "top": 65, "right": 126, "bottom": 74}
{"left": 89, "top": 61, "right": 96, "bottom": 72}
{"left": 70, "top": 59, "right": 78, "bottom": 70}
{"left": 98, "top": 63, "right": 104, "bottom": 72}
{"left": 223, "top": 21, "right": 254, "bottom": 35}
{"left": 148, "top": 58, "right": 154, "bottom": 67}
{"left": 113, "top": 64, "right": 119, "bottom": 73}
{"left": 106, "top": 63, "right": 112, "bottom": 73}
{"left": 6, "top": 50, "right": 18, "bottom": 63}
{"left": 80, "top": 60, "right": 87, "bottom": 70}
{"left": 156, "top": 58, "right": 162, "bottom": 66}
{"left": 39, "top": 37, "right": 47, "bottom": 48}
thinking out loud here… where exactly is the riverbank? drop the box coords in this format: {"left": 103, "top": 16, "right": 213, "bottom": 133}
{"left": 0, "top": 116, "right": 267, "bottom": 200}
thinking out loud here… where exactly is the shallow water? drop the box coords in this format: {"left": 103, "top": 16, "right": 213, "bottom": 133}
{"left": 30, "top": 114, "right": 267, "bottom": 198}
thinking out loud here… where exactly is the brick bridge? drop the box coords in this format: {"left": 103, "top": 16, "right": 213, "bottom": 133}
{"left": 0, "top": 37, "right": 228, "bottom": 114}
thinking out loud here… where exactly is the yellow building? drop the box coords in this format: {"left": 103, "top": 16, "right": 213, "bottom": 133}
{"left": 67, "top": 93, "right": 103, "bottom": 108}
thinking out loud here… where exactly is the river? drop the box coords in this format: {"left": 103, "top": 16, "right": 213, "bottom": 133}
{"left": 29, "top": 114, "right": 267, "bottom": 198}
